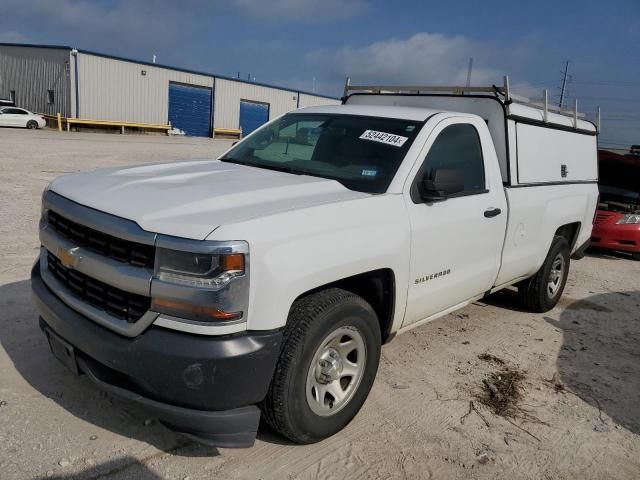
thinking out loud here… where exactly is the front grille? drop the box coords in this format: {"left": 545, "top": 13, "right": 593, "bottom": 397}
{"left": 47, "top": 250, "right": 150, "bottom": 323}
{"left": 47, "top": 210, "right": 155, "bottom": 268}
{"left": 594, "top": 213, "right": 615, "bottom": 225}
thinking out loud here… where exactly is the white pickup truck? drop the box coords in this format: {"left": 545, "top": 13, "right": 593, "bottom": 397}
{"left": 32, "top": 79, "right": 598, "bottom": 447}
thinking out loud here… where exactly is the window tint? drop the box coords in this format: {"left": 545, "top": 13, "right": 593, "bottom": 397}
{"left": 420, "top": 123, "right": 485, "bottom": 195}
{"left": 3, "top": 108, "right": 26, "bottom": 115}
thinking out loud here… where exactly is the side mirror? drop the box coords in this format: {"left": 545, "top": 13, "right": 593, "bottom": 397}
{"left": 420, "top": 168, "right": 465, "bottom": 202}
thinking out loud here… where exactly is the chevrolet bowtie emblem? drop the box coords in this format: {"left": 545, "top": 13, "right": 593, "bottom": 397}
{"left": 57, "top": 247, "right": 81, "bottom": 269}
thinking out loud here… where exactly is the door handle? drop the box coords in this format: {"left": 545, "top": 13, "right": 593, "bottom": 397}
{"left": 484, "top": 207, "right": 502, "bottom": 218}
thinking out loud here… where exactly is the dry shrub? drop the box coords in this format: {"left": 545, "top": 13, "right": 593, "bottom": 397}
{"left": 477, "top": 368, "right": 526, "bottom": 417}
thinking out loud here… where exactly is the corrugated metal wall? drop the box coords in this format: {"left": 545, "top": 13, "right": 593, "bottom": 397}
{"left": 213, "top": 78, "right": 299, "bottom": 129}
{"left": 1, "top": 45, "right": 339, "bottom": 127}
{"left": 0, "top": 45, "right": 71, "bottom": 116}
{"left": 76, "top": 52, "right": 214, "bottom": 123}
{"left": 299, "top": 93, "right": 340, "bottom": 109}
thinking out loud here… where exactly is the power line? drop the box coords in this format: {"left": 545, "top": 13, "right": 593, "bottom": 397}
{"left": 598, "top": 139, "right": 639, "bottom": 144}
{"left": 599, "top": 143, "right": 637, "bottom": 148}
{"left": 600, "top": 111, "right": 640, "bottom": 116}
{"left": 571, "top": 80, "right": 640, "bottom": 87}
{"left": 573, "top": 96, "right": 640, "bottom": 103}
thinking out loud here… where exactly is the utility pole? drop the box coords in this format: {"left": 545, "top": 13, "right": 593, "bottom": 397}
{"left": 559, "top": 60, "right": 570, "bottom": 109}
{"left": 466, "top": 57, "right": 473, "bottom": 87}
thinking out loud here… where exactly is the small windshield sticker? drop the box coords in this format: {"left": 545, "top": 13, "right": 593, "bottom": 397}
{"left": 361, "top": 169, "right": 378, "bottom": 177}
{"left": 359, "top": 130, "right": 408, "bottom": 148}
{"left": 406, "top": 125, "right": 416, "bottom": 132}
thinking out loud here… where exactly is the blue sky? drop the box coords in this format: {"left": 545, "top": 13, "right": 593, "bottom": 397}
{"left": 1, "top": 0, "right": 638, "bottom": 147}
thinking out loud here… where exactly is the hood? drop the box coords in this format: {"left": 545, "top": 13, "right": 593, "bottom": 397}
{"left": 49, "top": 160, "right": 369, "bottom": 240}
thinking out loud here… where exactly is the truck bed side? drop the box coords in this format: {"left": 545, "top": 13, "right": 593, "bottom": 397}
{"left": 496, "top": 183, "right": 599, "bottom": 287}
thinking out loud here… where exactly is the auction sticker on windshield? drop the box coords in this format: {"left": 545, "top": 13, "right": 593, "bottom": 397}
{"left": 359, "top": 130, "right": 408, "bottom": 147}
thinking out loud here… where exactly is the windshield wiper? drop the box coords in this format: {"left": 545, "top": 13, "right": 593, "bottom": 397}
{"left": 220, "top": 158, "right": 303, "bottom": 175}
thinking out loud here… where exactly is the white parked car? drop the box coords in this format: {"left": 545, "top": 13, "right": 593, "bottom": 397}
{"left": 0, "top": 107, "right": 46, "bottom": 129}
{"left": 32, "top": 78, "right": 598, "bottom": 448}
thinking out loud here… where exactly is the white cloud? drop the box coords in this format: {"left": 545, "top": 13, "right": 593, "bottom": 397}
{"left": 304, "top": 32, "right": 543, "bottom": 98}
{"left": 0, "top": 0, "right": 191, "bottom": 48}
{"left": 306, "top": 33, "right": 501, "bottom": 86}
{"left": 0, "top": 32, "right": 29, "bottom": 43}
{"left": 229, "top": 0, "right": 367, "bottom": 20}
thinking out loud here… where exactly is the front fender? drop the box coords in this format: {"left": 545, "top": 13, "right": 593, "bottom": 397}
{"left": 209, "top": 195, "right": 411, "bottom": 331}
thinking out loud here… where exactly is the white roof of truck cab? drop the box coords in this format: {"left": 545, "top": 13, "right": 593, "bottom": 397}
{"left": 296, "top": 104, "right": 442, "bottom": 122}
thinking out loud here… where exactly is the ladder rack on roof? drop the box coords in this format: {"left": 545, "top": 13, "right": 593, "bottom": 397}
{"left": 343, "top": 75, "right": 600, "bottom": 132}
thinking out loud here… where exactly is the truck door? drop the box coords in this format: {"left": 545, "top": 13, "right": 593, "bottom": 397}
{"left": 402, "top": 117, "right": 507, "bottom": 327}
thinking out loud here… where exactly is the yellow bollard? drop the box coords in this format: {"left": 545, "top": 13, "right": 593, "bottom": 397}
{"left": 57, "top": 113, "right": 62, "bottom": 132}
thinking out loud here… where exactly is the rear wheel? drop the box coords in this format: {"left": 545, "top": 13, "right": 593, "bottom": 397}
{"left": 261, "top": 288, "right": 381, "bottom": 444}
{"left": 26, "top": 120, "right": 38, "bottom": 129}
{"left": 518, "top": 236, "right": 570, "bottom": 312}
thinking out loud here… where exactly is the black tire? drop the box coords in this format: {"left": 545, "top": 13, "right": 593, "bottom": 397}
{"left": 518, "top": 235, "right": 571, "bottom": 313}
{"left": 261, "top": 288, "right": 381, "bottom": 444}
{"left": 26, "top": 120, "right": 38, "bottom": 129}
{"left": 632, "top": 252, "right": 640, "bottom": 261}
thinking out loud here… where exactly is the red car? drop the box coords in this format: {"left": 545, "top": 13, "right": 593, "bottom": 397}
{"left": 591, "top": 150, "right": 640, "bottom": 260}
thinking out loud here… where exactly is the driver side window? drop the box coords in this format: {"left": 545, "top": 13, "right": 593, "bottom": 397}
{"left": 412, "top": 123, "right": 486, "bottom": 202}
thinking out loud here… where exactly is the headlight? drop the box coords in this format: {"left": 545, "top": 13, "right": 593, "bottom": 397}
{"left": 151, "top": 243, "right": 248, "bottom": 323}
{"left": 616, "top": 214, "right": 640, "bottom": 224}
{"left": 155, "top": 248, "right": 245, "bottom": 288}
{"left": 41, "top": 181, "right": 52, "bottom": 210}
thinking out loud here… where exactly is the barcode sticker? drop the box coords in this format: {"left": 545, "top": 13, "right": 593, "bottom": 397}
{"left": 359, "top": 130, "right": 408, "bottom": 147}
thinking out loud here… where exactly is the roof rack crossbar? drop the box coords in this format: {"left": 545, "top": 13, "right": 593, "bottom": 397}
{"left": 343, "top": 74, "right": 589, "bottom": 121}
{"left": 345, "top": 84, "right": 503, "bottom": 95}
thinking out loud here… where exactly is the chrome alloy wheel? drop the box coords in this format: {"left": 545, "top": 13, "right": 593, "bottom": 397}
{"left": 305, "top": 326, "right": 367, "bottom": 417}
{"left": 547, "top": 253, "right": 565, "bottom": 298}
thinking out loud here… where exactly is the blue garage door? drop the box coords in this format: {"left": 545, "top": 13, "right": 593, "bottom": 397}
{"left": 168, "top": 82, "right": 212, "bottom": 137}
{"left": 239, "top": 100, "right": 269, "bottom": 136}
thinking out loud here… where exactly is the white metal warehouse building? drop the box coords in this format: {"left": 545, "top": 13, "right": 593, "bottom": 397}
{"left": 0, "top": 43, "right": 339, "bottom": 137}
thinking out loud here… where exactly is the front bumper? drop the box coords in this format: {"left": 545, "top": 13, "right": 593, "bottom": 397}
{"left": 32, "top": 263, "right": 282, "bottom": 447}
{"left": 591, "top": 223, "right": 640, "bottom": 253}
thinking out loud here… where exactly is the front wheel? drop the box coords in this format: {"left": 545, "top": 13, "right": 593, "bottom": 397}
{"left": 26, "top": 120, "right": 38, "bottom": 129}
{"left": 261, "top": 288, "right": 381, "bottom": 444}
{"left": 518, "top": 235, "right": 570, "bottom": 312}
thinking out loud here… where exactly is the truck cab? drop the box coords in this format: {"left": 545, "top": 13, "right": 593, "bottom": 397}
{"left": 32, "top": 79, "right": 599, "bottom": 447}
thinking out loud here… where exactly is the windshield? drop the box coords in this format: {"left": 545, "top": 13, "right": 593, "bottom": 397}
{"left": 599, "top": 184, "right": 640, "bottom": 210}
{"left": 220, "top": 113, "right": 423, "bottom": 193}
